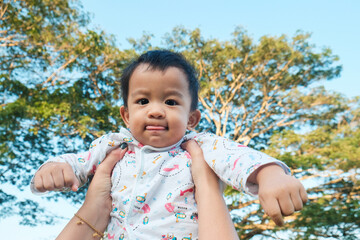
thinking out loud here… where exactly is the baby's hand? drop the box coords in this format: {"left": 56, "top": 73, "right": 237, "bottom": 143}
{"left": 33, "top": 162, "right": 79, "bottom": 192}
{"left": 256, "top": 164, "right": 308, "bottom": 226}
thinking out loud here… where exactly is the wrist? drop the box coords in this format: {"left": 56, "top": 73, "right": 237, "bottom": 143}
{"left": 255, "top": 163, "right": 286, "bottom": 184}
{"left": 78, "top": 201, "right": 111, "bottom": 234}
{"left": 193, "top": 169, "right": 219, "bottom": 189}
{"left": 194, "top": 176, "right": 222, "bottom": 203}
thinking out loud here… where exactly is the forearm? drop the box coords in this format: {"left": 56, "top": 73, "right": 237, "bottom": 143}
{"left": 56, "top": 202, "right": 110, "bottom": 240}
{"left": 195, "top": 176, "right": 239, "bottom": 240}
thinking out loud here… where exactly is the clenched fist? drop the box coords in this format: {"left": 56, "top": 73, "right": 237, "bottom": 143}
{"left": 256, "top": 164, "right": 308, "bottom": 226}
{"left": 33, "top": 162, "right": 79, "bottom": 192}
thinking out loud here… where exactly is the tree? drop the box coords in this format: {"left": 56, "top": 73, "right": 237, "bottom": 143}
{"left": 1, "top": 1, "right": 359, "bottom": 239}
{"left": 163, "top": 27, "right": 343, "bottom": 146}
{"left": 0, "top": 0, "right": 131, "bottom": 225}
{"left": 147, "top": 27, "right": 358, "bottom": 239}
{"left": 263, "top": 98, "right": 360, "bottom": 239}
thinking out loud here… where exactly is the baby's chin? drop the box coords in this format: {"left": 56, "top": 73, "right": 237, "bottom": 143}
{"left": 140, "top": 137, "right": 183, "bottom": 149}
{"left": 145, "top": 140, "right": 179, "bottom": 148}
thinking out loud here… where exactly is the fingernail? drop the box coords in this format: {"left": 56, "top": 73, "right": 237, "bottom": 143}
{"left": 120, "top": 142, "right": 128, "bottom": 149}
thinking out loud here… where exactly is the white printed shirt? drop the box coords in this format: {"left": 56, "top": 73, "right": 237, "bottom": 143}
{"left": 31, "top": 128, "right": 290, "bottom": 240}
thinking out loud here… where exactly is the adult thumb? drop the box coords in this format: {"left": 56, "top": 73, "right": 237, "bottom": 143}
{"left": 98, "top": 143, "right": 128, "bottom": 175}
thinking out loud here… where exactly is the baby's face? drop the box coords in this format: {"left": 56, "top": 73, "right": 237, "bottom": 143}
{"left": 120, "top": 64, "right": 200, "bottom": 148}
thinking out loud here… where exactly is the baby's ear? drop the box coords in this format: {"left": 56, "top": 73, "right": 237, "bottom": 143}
{"left": 187, "top": 110, "right": 201, "bottom": 130}
{"left": 120, "top": 106, "right": 130, "bottom": 128}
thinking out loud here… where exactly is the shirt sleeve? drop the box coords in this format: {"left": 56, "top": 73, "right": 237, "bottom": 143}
{"left": 194, "top": 132, "right": 291, "bottom": 196}
{"left": 30, "top": 132, "right": 125, "bottom": 194}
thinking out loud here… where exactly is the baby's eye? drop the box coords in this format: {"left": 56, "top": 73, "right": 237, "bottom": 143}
{"left": 137, "top": 98, "right": 149, "bottom": 105}
{"left": 165, "top": 99, "right": 178, "bottom": 106}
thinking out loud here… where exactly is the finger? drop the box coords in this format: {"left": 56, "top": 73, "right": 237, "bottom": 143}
{"left": 63, "top": 167, "right": 79, "bottom": 192}
{"left": 181, "top": 139, "right": 199, "bottom": 151}
{"left": 181, "top": 140, "right": 203, "bottom": 157}
{"left": 98, "top": 145, "right": 128, "bottom": 174}
{"left": 52, "top": 169, "right": 66, "bottom": 189}
{"left": 278, "top": 193, "right": 295, "bottom": 216}
{"left": 260, "top": 197, "right": 284, "bottom": 226}
{"left": 42, "top": 172, "right": 55, "bottom": 191}
{"left": 290, "top": 191, "right": 304, "bottom": 211}
{"left": 300, "top": 185, "right": 308, "bottom": 204}
{"left": 33, "top": 174, "right": 46, "bottom": 192}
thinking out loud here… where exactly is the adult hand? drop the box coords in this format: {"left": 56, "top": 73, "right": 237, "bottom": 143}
{"left": 83, "top": 145, "right": 128, "bottom": 214}
{"left": 57, "top": 143, "right": 128, "bottom": 240}
{"left": 182, "top": 140, "right": 239, "bottom": 240}
{"left": 181, "top": 140, "right": 217, "bottom": 190}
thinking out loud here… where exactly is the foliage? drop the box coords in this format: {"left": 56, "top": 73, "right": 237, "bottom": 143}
{"left": 263, "top": 98, "right": 360, "bottom": 239}
{"left": 163, "top": 27, "right": 343, "bottom": 148}
{"left": 1, "top": 0, "right": 359, "bottom": 239}
{"left": 1, "top": 0, "right": 130, "bottom": 225}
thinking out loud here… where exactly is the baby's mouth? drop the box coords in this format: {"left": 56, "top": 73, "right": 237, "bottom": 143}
{"left": 145, "top": 126, "right": 167, "bottom": 130}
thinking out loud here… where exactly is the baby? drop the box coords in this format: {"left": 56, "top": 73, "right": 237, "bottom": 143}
{"left": 31, "top": 50, "right": 307, "bottom": 239}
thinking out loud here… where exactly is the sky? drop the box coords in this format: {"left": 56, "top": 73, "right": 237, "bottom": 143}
{"left": 3, "top": 1, "right": 359, "bottom": 239}
{"left": 81, "top": 0, "right": 359, "bottom": 98}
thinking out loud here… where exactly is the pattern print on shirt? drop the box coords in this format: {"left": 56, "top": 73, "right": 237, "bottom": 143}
{"left": 31, "top": 127, "right": 290, "bottom": 240}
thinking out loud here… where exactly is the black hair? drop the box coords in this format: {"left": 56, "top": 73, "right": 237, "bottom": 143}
{"left": 120, "top": 50, "right": 199, "bottom": 111}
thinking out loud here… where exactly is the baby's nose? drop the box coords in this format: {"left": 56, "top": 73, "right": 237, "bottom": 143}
{"left": 148, "top": 104, "right": 165, "bottom": 118}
